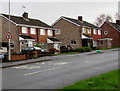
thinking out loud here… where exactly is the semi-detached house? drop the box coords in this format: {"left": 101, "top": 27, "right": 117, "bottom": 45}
{"left": 52, "top": 16, "right": 102, "bottom": 49}
{"left": 0, "top": 12, "right": 60, "bottom": 53}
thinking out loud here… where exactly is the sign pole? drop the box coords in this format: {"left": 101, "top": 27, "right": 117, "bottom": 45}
{"left": 8, "top": 0, "right": 11, "bottom": 61}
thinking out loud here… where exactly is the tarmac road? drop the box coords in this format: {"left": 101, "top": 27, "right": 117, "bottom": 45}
{"left": 2, "top": 50, "right": 119, "bottom": 89}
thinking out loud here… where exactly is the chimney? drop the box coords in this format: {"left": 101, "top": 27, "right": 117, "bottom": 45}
{"left": 22, "top": 12, "right": 28, "bottom": 19}
{"left": 116, "top": 20, "right": 120, "bottom": 25}
{"left": 78, "top": 16, "right": 82, "bottom": 21}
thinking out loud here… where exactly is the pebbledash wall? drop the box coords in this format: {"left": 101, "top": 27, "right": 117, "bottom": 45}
{"left": 53, "top": 18, "right": 82, "bottom": 49}
{"left": 1, "top": 16, "right": 20, "bottom": 52}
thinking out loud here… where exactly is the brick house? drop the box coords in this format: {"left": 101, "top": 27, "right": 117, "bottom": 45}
{"left": 100, "top": 20, "right": 120, "bottom": 48}
{"left": 0, "top": 12, "right": 60, "bottom": 53}
{"left": 52, "top": 16, "right": 102, "bottom": 49}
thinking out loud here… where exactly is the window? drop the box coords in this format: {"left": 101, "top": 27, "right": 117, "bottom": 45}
{"left": 82, "top": 27, "right": 86, "bottom": 33}
{"left": 22, "top": 27, "right": 27, "bottom": 34}
{"left": 93, "top": 29, "right": 97, "bottom": 34}
{"left": 98, "top": 30, "right": 101, "bottom": 35}
{"left": 40, "top": 29, "right": 45, "bottom": 35}
{"left": 88, "top": 28, "right": 91, "bottom": 34}
{"left": 104, "top": 31, "right": 108, "bottom": 35}
{"left": 30, "top": 28, "right": 36, "bottom": 34}
{"left": 48, "top": 30, "right": 53, "bottom": 36}
{"left": 55, "top": 29, "right": 61, "bottom": 35}
{"left": 71, "top": 40, "right": 76, "bottom": 45}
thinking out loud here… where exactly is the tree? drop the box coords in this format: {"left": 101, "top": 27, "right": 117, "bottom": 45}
{"left": 94, "top": 13, "right": 113, "bottom": 27}
{"left": 115, "top": 12, "right": 120, "bottom": 20}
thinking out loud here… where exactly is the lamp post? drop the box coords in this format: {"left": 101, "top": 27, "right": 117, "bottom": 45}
{"left": 8, "top": 0, "right": 11, "bottom": 61}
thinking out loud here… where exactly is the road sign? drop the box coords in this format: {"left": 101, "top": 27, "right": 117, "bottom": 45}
{"left": 6, "top": 32, "right": 12, "bottom": 39}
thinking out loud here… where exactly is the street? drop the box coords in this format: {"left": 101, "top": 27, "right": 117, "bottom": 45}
{"left": 2, "top": 50, "right": 118, "bottom": 89}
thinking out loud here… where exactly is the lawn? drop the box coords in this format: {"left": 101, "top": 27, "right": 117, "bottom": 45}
{"left": 58, "top": 69, "right": 119, "bottom": 90}
{"left": 50, "top": 52, "right": 79, "bottom": 56}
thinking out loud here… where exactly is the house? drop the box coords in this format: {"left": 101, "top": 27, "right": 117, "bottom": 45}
{"left": 52, "top": 16, "right": 102, "bottom": 49}
{"left": 100, "top": 20, "right": 120, "bottom": 48}
{"left": 0, "top": 12, "right": 61, "bottom": 53}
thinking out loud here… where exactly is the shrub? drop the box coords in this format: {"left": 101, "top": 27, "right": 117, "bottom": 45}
{"left": 84, "top": 47, "right": 92, "bottom": 52}
{"left": 76, "top": 47, "right": 86, "bottom": 52}
{"left": 35, "top": 43, "right": 42, "bottom": 48}
{"left": 76, "top": 47, "right": 92, "bottom": 52}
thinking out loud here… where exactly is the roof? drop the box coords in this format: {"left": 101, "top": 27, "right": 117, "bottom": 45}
{"left": 109, "top": 22, "right": 120, "bottom": 31}
{"left": 19, "top": 35, "right": 35, "bottom": 39}
{"left": 62, "top": 16, "right": 101, "bottom": 29}
{"left": 47, "top": 37, "right": 60, "bottom": 42}
{"left": 2, "top": 14, "right": 52, "bottom": 28}
{"left": 82, "top": 34, "right": 93, "bottom": 39}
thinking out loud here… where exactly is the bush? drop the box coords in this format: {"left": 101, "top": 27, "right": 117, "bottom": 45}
{"left": 76, "top": 47, "right": 92, "bottom": 52}
{"left": 84, "top": 47, "right": 92, "bottom": 52}
{"left": 76, "top": 47, "right": 86, "bottom": 52}
{"left": 35, "top": 43, "right": 42, "bottom": 48}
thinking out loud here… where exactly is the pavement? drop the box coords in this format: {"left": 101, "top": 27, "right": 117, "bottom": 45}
{"left": 0, "top": 48, "right": 119, "bottom": 68}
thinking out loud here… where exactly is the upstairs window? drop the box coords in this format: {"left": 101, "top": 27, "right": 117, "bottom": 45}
{"left": 98, "top": 30, "right": 101, "bottom": 35}
{"left": 93, "top": 29, "right": 97, "bottom": 34}
{"left": 40, "top": 29, "right": 45, "bottom": 35}
{"left": 88, "top": 28, "right": 91, "bottom": 34}
{"left": 55, "top": 29, "right": 61, "bottom": 35}
{"left": 48, "top": 30, "right": 53, "bottom": 36}
{"left": 22, "top": 27, "right": 27, "bottom": 34}
{"left": 30, "top": 28, "right": 36, "bottom": 34}
{"left": 71, "top": 40, "right": 76, "bottom": 45}
{"left": 82, "top": 27, "right": 86, "bottom": 33}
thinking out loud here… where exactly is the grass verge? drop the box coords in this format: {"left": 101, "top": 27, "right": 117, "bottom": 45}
{"left": 58, "top": 69, "right": 119, "bottom": 90}
{"left": 50, "top": 52, "right": 79, "bottom": 56}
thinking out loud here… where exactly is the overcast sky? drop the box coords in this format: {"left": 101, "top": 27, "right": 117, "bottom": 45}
{"left": 0, "top": 0, "right": 119, "bottom": 25}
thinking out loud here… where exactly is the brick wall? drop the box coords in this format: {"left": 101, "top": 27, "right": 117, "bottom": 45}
{"left": 101, "top": 22, "right": 120, "bottom": 47}
{"left": 53, "top": 18, "right": 82, "bottom": 49}
{"left": 2, "top": 16, "right": 20, "bottom": 52}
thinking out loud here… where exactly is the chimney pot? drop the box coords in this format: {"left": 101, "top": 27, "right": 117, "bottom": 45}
{"left": 116, "top": 20, "right": 120, "bottom": 25}
{"left": 22, "top": 12, "right": 28, "bottom": 19}
{"left": 78, "top": 16, "right": 82, "bottom": 21}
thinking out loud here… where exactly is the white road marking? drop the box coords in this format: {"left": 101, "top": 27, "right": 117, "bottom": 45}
{"left": 12, "top": 65, "right": 41, "bottom": 70}
{"left": 24, "top": 66, "right": 64, "bottom": 76}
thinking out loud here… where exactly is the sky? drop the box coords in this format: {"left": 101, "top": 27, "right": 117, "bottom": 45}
{"left": 0, "top": 0, "right": 119, "bottom": 25}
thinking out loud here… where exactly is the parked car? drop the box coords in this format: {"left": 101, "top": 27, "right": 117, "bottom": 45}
{"left": 21, "top": 47, "right": 45, "bottom": 53}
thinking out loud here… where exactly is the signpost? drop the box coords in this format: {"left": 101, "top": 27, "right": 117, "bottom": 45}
{"left": 6, "top": 32, "right": 12, "bottom": 39}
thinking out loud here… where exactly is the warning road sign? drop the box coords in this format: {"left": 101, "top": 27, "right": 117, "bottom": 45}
{"left": 6, "top": 32, "right": 12, "bottom": 39}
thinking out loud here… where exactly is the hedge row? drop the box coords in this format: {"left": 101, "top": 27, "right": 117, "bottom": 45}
{"left": 76, "top": 47, "right": 92, "bottom": 52}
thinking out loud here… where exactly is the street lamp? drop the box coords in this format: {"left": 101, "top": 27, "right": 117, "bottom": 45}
{"left": 8, "top": 0, "right": 11, "bottom": 61}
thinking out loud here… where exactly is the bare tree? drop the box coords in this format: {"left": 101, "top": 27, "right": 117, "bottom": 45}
{"left": 115, "top": 12, "right": 120, "bottom": 20}
{"left": 94, "top": 13, "right": 113, "bottom": 26}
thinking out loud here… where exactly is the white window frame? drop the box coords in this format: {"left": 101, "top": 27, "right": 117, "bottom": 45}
{"left": 22, "top": 27, "right": 27, "bottom": 34}
{"left": 55, "top": 29, "right": 61, "bottom": 35}
{"left": 40, "top": 29, "right": 45, "bottom": 35}
{"left": 104, "top": 31, "right": 108, "bottom": 35}
{"left": 48, "top": 30, "right": 53, "bottom": 36}
{"left": 88, "top": 28, "right": 91, "bottom": 34}
{"left": 98, "top": 30, "right": 101, "bottom": 35}
{"left": 82, "top": 27, "right": 86, "bottom": 33}
{"left": 30, "top": 28, "right": 36, "bottom": 35}
{"left": 93, "top": 29, "right": 97, "bottom": 34}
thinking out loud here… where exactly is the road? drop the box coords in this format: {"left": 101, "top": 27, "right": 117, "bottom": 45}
{"left": 2, "top": 50, "right": 119, "bottom": 89}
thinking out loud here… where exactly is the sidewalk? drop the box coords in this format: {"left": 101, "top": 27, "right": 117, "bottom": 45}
{"left": 0, "top": 48, "right": 119, "bottom": 68}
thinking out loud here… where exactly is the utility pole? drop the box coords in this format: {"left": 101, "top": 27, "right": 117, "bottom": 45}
{"left": 8, "top": 0, "right": 11, "bottom": 61}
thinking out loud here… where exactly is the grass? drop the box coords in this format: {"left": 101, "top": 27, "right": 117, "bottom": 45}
{"left": 101, "top": 47, "right": 120, "bottom": 50}
{"left": 58, "top": 69, "right": 119, "bottom": 90}
{"left": 50, "top": 52, "right": 79, "bottom": 56}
